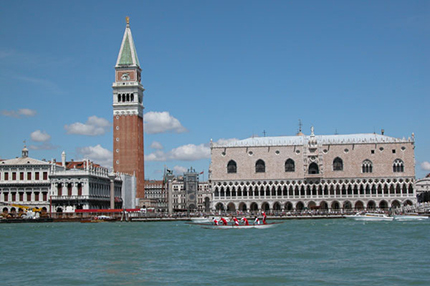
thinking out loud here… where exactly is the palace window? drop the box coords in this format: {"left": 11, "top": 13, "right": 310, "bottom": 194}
{"left": 393, "top": 159, "right": 404, "bottom": 173}
{"left": 362, "top": 160, "right": 373, "bottom": 173}
{"left": 333, "top": 157, "right": 343, "bottom": 171}
{"left": 255, "top": 159, "right": 266, "bottom": 173}
{"left": 227, "top": 160, "right": 237, "bottom": 174}
{"left": 285, "top": 159, "right": 295, "bottom": 172}
{"left": 308, "top": 162, "right": 319, "bottom": 174}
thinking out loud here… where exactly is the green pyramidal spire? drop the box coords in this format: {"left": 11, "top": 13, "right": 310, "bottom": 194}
{"left": 116, "top": 17, "right": 140, "bottom": 67}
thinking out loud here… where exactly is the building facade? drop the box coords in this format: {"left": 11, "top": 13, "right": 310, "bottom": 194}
{"left": 1, "top": 148, "right": 134, "bottom": 216}
{"left": 113, "top": 17, "right": 145, "bottom": 199}
{"left": 50, "top": 156, "right": 124, "bottom": 212}
{"left": 0, "top": 146, "right": 55, "bottom": 216}
{"left": 416, "top": 174, "right": 430, "bottom": 203}
{"left": 210, "top": 129, "right": 416, "bottom": 213}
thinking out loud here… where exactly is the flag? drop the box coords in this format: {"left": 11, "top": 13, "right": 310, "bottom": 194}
{"left": 199, "top": 171, "right": 204, "bottom": 175}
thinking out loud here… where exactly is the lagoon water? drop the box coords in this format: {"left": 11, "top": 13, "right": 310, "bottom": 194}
{"left": 1, "top": 219, "right": 429, "bottom": 285}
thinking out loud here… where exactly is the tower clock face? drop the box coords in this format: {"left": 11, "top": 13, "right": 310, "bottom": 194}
{"left": 121, "top": 73, "right": 130, "bottom": 80}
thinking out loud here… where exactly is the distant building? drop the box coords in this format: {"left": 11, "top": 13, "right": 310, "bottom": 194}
{"left": 210, "top": 128, "right": 416, "bottom": 213}
{"left": 144, "top": 168, "right": 211, "bottom": 213}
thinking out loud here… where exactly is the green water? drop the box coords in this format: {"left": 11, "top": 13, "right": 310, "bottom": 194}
{"left": 1, "top": 219, "right": 429, "bottom": 285}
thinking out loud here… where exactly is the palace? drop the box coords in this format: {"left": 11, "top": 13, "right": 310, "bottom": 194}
{"left": 209, "top": 128, "right": 416, "bottom": 213}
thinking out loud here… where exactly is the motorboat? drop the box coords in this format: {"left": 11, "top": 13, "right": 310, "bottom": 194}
{"left": 393, "top": 214, "right": 429, "bottom": 221}
{"left": 345, "top": 213, "right": 394, "bottom": 221}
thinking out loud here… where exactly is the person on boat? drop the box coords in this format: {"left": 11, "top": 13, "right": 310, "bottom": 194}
{"left": 212, "top": 217, "right": 219, "bottom": 225}
{"left": 232, "top": 217, "right": 240, "bottom": 226}
{"left": 220, "top": 217, "right": 228, "bottom": 226}
{"left": 262, "top": 212, "right": 267, "bottom": 225}
{"left": 241, "top": 217, "right": 249, "bottom": 225}
{"left": 254, "top": 216, "right": 260, "bottom": 225}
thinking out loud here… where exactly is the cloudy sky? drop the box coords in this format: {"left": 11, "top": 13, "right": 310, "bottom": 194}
{"left": 0, "top": 0, "right": 429, "bottom": 179}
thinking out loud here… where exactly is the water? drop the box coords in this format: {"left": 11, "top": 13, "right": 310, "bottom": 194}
{"left": 1, "top": 219, "right": 429, "bottom": 285}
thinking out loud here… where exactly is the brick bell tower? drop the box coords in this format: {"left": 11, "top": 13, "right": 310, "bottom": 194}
{"left": 113, "top": 17, "right": 145, "bottom": 199}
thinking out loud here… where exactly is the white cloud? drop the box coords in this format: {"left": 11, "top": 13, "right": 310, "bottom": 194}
{"left": 173, "top": 165, "right": 188, "bottom": 174}
{"left": 150, "top": 141, "right": 164, "bottom": 149}
{"left": 214, "top": 138, "right": 239, "bottom": 145}
{"left": 31, "top": 130, "right": 51, "bottom": 142}
{"left": 145, "top": 138, "right": 238, "bottom": 162}
{"left": 1, "top": 108, "right": 37, "bottom": 118}
{"left": 421, "top": 161, "right": 430, "bottom": 171}
{"left": 76, "top": 144, "right": 113, "bottom": 169}
{"left": 65, "top": 116, "right": 111, "bottom": 136}
{"left": 145, "top": 143, "right": 210, "bottom": 162}
{"left": 144, "top": 111, "right": 187, "bottom": 134}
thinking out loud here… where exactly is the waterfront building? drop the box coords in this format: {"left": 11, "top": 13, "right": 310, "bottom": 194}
{"left": 0, "top": 146, "right": 60, "bottom": 216}
{"left": 209, "top": 128, "right": 416, "bottom": 213}
{"left": 144, "top": 180, "right": 167, "bottom": 211}
{"left": 0, "top": 147, "right": 135, "bottom": 216}
{"left": 113, "top": 17, "right": 145, "bottom": 200}
{"left": 416, "top": 174, "right": 430, "bottom": 203}
{"left": 49, "top": 153, "right": 125, "bottom": 212}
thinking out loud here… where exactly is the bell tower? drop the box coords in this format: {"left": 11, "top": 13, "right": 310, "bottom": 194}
{"left": 112, "top": 17, "right": 145, "bottom": 199}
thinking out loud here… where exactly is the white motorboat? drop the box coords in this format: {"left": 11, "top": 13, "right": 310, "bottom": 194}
{"left": 393, "top": 214, "right": 429, "bottom": 221}
{"left": 345, "top": 213, "right": 394, "bottom": 221}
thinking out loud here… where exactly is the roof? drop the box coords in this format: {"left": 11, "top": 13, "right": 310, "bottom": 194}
{"left": 213, "top": 133, "right": 414, "bottom": 148}
{"left": 115, "top": 18, "right": 140, "bottom": 68}
{"left": 0, "top": 156, "right": 51, "bottom": 166}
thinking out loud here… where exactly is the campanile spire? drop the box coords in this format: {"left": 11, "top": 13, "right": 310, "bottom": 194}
{"left": 112, "top": 17, "right": 145, "bottom": 200}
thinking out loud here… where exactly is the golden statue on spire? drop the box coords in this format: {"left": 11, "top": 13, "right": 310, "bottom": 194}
{"left": 126, "top": 16, "right": 130, "bottom": 25}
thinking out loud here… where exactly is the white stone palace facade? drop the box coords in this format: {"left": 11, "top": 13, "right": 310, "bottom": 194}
{"left": 1, "top": 147, "right": 135, "bottom": 216}
{"left": 209, "top": 129, "right": 416, "bottom": 213}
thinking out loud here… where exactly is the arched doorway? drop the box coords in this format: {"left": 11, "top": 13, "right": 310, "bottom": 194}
{"left": 379, "top": 200, "right": 388, "bottom": 210}
{"left": 215, "top": 203, "right": 225, "bottom": 211}
{"left": 261, "top": 202, "right": 270, "bottom": 212}
{"left": 367, "top": 201, "right": 376, "bottom": 210}
{"left": 273, "top": 202, "right": 281, "bottom": 212}
{"left": 296, "top": 201, "right": 304, "bottom": 211}
{"left": 331, "top": 201, "right": 340, "bottom": 210}
{"left": 227, "top": 203, "right": 236, "bottom": 212}
{"left": 238, "top": 202, "right": 247, "bottom": 212}
{"left": 391, "top": 200, "right": 400, "bottom": 209}
{"left": 285, "top": 202, "right": 293, "bottom": 211}
{"left": 403, "top": 200, "right": 413, "bottom": 206}
{"left": 354, "top": 201, "right": 364, "bottom": 210}
{"left": 250, "top": 202, "right": 259, "bottom": 212}
{"left": 343, "top": 201, "right": 352, "bottom": 210}
{"left": 319, "top": 201, "right": 328, "bottom": 210}
{"left": 308, "top": 201, "right": 316, "bottom": 209}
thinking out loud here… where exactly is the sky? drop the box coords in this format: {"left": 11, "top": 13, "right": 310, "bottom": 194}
{"left": 0, "top": 0, "right": 429, "bottom": 180}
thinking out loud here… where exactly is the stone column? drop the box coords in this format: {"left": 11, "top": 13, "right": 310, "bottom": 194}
{"left": 108, "top": 173, "right": 116, "bottom": 209}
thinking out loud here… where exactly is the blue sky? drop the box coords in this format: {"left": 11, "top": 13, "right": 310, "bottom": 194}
{"left": 0, "top": 0, "right": 429, "bottom": 180}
